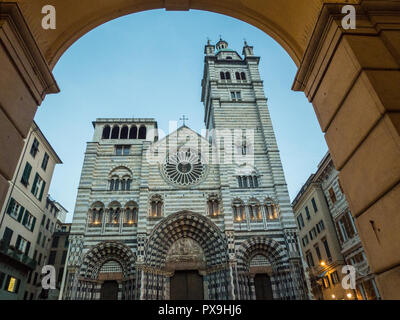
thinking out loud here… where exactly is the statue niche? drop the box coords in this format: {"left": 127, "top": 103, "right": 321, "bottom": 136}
{"left": 166, "top": 238, "right": 206, "bottom": 271}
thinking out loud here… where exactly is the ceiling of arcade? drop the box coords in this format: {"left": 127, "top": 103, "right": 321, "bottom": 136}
{"left": 8, "top": 0, "right": 361, "bottom": 69}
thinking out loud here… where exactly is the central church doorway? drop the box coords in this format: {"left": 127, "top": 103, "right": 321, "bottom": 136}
{"left": 100, "top": 281, "right": 119, "bottom": 300}
{"left": 254, "top": 274, "right": 273, "bottom": 300}
{"left": 170, "top": 270, "right": 204, "bottom": 300}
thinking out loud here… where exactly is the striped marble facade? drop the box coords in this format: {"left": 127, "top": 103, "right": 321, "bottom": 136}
{"left": 62, "top": 39, "right": 307, "bottom": 300}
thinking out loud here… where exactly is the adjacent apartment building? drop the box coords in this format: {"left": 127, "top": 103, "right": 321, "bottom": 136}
{"left": 47, "top": 219, "right": 71, "bottom": 300}
{"left": 26, "top": 195, "right": 68, "bottom": 300}
{"left": 292, "top": 152, "right": 380, "bottom": 300}
{"left": 0, "top": 121, "right": 61, "bottom": 300}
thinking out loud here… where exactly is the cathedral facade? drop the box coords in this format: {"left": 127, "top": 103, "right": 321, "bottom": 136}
{"left": 62, "top": 39, "right": 307, "bottom": 300}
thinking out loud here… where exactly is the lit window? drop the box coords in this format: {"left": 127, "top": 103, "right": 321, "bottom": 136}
{"left": 6, "top": 276, "right": 20, "bottom": 293}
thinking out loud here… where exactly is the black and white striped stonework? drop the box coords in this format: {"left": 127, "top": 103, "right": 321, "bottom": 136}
{"left": 63, "top": 41, "right": 308, "bottom": 300}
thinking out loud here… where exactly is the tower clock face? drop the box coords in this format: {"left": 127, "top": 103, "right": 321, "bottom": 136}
{"left": 161, "top": 149, "right": 207, "bottom": 186}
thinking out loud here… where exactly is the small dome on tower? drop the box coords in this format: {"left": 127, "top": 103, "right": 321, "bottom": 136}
{"left": 216, "top": 38, "right": 228, "bottom": 51}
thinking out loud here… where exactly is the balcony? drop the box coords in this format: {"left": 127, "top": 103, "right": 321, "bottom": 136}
{"left": 0, "top": 240, "right": 36, "bottom": 270}
{"left": 354, "top": 260, "right": 370, "bottom": 278}
{"left": 341, "top": 235, "right": 361, "bottom": 254}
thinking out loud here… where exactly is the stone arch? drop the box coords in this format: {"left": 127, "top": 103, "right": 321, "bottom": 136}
{"left": 80, "top": 241, "right": 136, "bottom": 279}
{"left": 25, "top": 1, "right": 317, "bottom": 69}
{"left": 109, "top": 165, "right": 133, "bottom": 178}
{"left": 236, "top": 237, "right": 288, "bottom": 273}
{"left": 145, "top": 211, "right": 228, "bottom": 269}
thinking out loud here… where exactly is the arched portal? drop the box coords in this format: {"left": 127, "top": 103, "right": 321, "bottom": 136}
{"left": 142, "top": 211, "right": 229, "bottom": 300}
{"left": 77, "top": 241, "right": 136, "bottom": 300}
{"left": 236, "top": 237, "right": 305, "bottom": 300}
{"left": 1, "top": 1, "right": 399, "bottom": 299}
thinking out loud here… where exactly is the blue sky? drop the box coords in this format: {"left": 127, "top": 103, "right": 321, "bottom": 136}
{"left": 34, "top": 9, "right": 328, "bottom": 222}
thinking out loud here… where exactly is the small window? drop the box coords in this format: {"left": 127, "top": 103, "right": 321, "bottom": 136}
{"left": 220, "top": 72, "right": 225, "bottom": 80}
{"left": 305, "top": 206, "right": 310, "bottom": 220}
{"left": 129, "top": 126, "right": 137, "bottom": 139}
{"left": 225, "top": 72, "right": 231, "bottom": 80}
{"left": 21, "top": 162, "right": 32, "bottom": 186}
{"left": 235, "top": 72, "right": 240, "bottom": 80}
{"left": 31, "top": 173, "right": 46, "bottom": 201}
{"left": 5, "top": 276, "right": 20, "bottom": 294}
{"left": 329, "top": 187, "right": 337, "bottom": 204}
{"left": 102, "top": 125, "right": 111, "bottom": 139}
{"left": 30, "top": 138, "right": 39, "bottom": 158}
{"left": 231, "top": 91, "right": 242, "bottom": 101}
{"left": 52, "top": 236, "right": 59, "bottom": 248}
{"left": 138, "top": 126, "right": 147, "bottom": 139}
{"left": 120, "top": 126, "right": 128, "bottom": 139}
{"left": 111, "top": 126, "right": 120, "bottom": 139}
{"left": 115, "top": 145, "right": 130, "bottom": 156}
{"left": 240, "top": 72, "right": 246, "bottom": 80}
{"left": 323, "top": 238, "right": 332, "bottom": 260}
{"left": 41, "top": 153, "right": 49, "bottom": 171}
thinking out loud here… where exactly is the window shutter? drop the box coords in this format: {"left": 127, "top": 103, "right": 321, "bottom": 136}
{"left": 4, "top": 275, "right": 11, "bottom": 290}
{"left": 21, "top": 162, "right": 32, "bottom": 185}
{"left": 39, "top": 180, "right": 46, "bottom": 201}
{"left": 22, "top": 211, "right": 29, "bottom": 225}
{"left": 15, "top": 278, "right": 20, "bottom": 293}
{"left": 17, "top": 206, "right": 25, "bottom": 222}
{"left": 15, "top": 235, "right": 21, "bottom": 250}
{"left": 6, "top": 198, "right": 15, "bottom": 214}
{"left": 30, "top": 216, "right": 36, "bottom": 232}
{"left": 25, "top": 241, "right": 31, "bottom": 256}
{"left": 31, "top": 174, "right": 39, "bottom": 194}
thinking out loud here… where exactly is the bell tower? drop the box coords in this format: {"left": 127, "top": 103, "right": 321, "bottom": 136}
{"left": 200, "top": 38, "right": 300, "bottom": 258}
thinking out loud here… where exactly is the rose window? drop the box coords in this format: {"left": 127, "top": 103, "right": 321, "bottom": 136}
{"left": 161, "top": 149, "right": 207, "bottom": 186}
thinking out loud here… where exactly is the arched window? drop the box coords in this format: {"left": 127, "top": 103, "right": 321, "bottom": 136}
{"left": 207, "top": 195, "right": 220, "bottom": 217}
{"left": 232, "top": 199, "right": 245, "bottom": 222}
{"left": 111, "top": 126, "right": 120, "bottom": 139}
{"left": 108, "top": 202, "right": 121, "bottom": 225}
{"left": 225, "top": 72, "right": 231, "bottom": 80}
{"left": 220, "top": 72, "right": 225, "bottom": 80}
{"left": 248, "top": 199, "right": 262, "bottom": 222}
{"left": 149, "top": 195, "right": 163, "bottom": 218}
{"left": 138, "top": 126, "right": 146, "bottom": 139}
{"left": 249, "top": 176, "right": 254, "bottom": 188}
{"left": 109, "top": 167, "right": 132, "bottom": 192}
{"left": 264, "top": 199, "right": 279, "bottom": 220}
{"left": 102, "top": 125, "right": 111, "bottom": 139}
{"left": 241, "top": 72, "right": 246, "bottom": 80}
{"left": 235, "top": 72, "right": 240, "bottom": 80}
{"left": 89, "top": 202, "right": 104, "bottom": 227}
{"left": 243, "top": 176, "right": 248, "bottom": 188}
{"left": 254, "top": 176, "right": 259, "bottom": 188}
{"left": 129, "top": 125, "right": 137, "bottom": 139}
{"left": 120, "top": 126, "right": 128, "bottom": 139}
{"left": 237, "top": 176, "right": 243, "bottom": 188}
{"left": 124, "top": 201, "right": 138, "bottom": 225}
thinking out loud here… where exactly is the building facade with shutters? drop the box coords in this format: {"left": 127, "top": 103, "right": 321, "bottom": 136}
{"left": 316, "top": 153, "right": 380, "bottom": 300}
{"left": 25, "top": 195, "right": 68, "bottom": 300}
{"left": 293, "top": 152, "right": 380, "bottom": 300}
{"left": 0, "top": 121, "right": 61, "bottom": 300}
{"left": 62, "top": 39, "right": 307, "bottom": 300}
